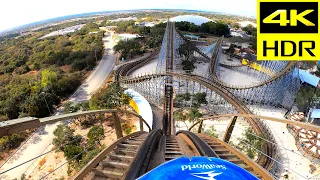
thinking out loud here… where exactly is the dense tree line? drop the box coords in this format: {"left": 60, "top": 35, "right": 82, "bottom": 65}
{"left": 175, "top": 21, "right": 230, "bottom": 36}
{"left": 0, "top": 22, "right": 104, "bottom": 159}
{"left": 146, "top": 23, "right": 166, "bottom": 48}
{"left": 0, "top": 33, "right": 20, "bottom": 42}
{"left": 294, "top": 84, "right": 320, "bottom": 113}
{"left": 0, "top": 22, "right": 103, "bottom": 75}
{"left": 242, "top": 25, "right": 257, "bottom": 51}
{"left": 113, "top": 39, "right": 144, "bottom": 60}
{"left": 89, "top": 83, "right": 132, "bottom": 110}
{"left": 106, "top": 20, "right": 149, "bottom": 35}
{"left": 111, "top": 22, "right": 166, "bottom": 59}
{"left": 0, "top": 23, "right": 103, "bottom": 120}
{"left": 242, "top": 24, "right": 256, "bottom": 36}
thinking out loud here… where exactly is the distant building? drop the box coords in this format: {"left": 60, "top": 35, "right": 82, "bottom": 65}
{"left": 184, "top": 34, "right": 200, "bottom": 41}
{"left": 237, "top": 21, "right": 257, "bottom": 28}
{"left": 169, "top": 15, "right": 215, "bottom": 26}
{"left": 109, "top": 17, "right": 137, "bottom": 22}
{"left": 115, "top": 34, "right": 140, "bottom": 42}
{"left": 230, "top": 30, "right": 248, "bottom": 38}
{"left": 135, "top": 22, "right": 155, "bottom": 27}
{"left": 307, "top": 108, "right": 320, "bottom": 125}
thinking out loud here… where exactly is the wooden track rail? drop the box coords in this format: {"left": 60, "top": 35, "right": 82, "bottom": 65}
{"left": 72, "top": 131, "right": 147, "bottom": 180}
{"left": 209, "top": 38, "right": 297, "bottom": 90}
{"left": 0, "top": 110, "right": 151, "bottom": 137}
{"left": 188, "top": 114, "right": 320, "bottom": 133}
{"left": 197, "top": 134, "right": 275, "bottom": 180}
{"left": 121, "top": 72, "right": 279, "bottom": 169}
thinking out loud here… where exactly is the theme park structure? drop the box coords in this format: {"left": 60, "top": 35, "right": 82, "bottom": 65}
{"left": 0, "top": 21, "right": 319, "bottom": 180}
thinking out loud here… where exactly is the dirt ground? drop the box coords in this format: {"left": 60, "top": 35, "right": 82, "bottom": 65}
{"left": 26, "top": 112, "right": 139, "bottom": 179}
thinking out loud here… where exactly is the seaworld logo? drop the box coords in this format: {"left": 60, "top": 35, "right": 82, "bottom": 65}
{"left": 191, "top": 171, "right": 223, "bottom": 180}
{"left": 181, "top": 164, "right": 226, "bottom": 171}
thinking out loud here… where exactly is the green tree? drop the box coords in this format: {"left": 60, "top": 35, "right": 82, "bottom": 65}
{"left": 205, "top": 125, "right": 218, "bottom": 138}
{"left": 294, "top": 85, "right": 320, "bottom": 113}
{"left": 187, "top": 108, "right": 203, "bottom": 122}
{"left": 87, "top": 125, "right": 105, "bottom": 146}
{"left": 174, "top": 93, "right": 191, "bottom": 107}
{"left": 12, "top": 173, "right": 26, "bottom": 180}
{"left": 175, "top": 21, "right": 199, "bottom": 32}
{"left": 53, "top": 125, "right": 81, "bottom": 149}
{"left": 63, "top": 145, "right": 83, "bottom": 161}
{"left": 236, "top": 128, "right": 264, "bottom": 159}
{"left": 0, "top": 136, "right": 9, "bottom": 151}
{"left": 0, "top": 20, "right": 103, "bottom": 121}
{"left": 121, "top": 93, "right": 133, "bottom": 110}
{"left": 79, "top": 148, "right": 101, "bottom": 168}
{"left": 192, "top": 92, "right": 207, "bottom": 108}
{"left": 89, "top": 83, "right": 129, "bottom": 110}
{"left": 178, "top": 43, "right": 197, "bottom": 73}
{"left": 41, "top": 69, "right": 58, "bottom": 87}
{"left": 178, "top": 42, "right": 196, "bottom": 61}
{"left": 242, "top": 24, "right": 257, "bottom": 36}
{"left": 113, "top": 39, "right": 143, "bottom": 59}
{"left": 181, "top": 57, "right": 196, "bottom": 73}
{"left": 174, "top": 110, "right": 188, "bottom": 128}
{"left": 63, "top": 101, "right": 80, "bottom": 113}
{"left": 199, "top": 21, "right": 230, "bottom": 36}
{"left": 137, "top": 26, "right": 151, "bottom": 35}
{"left": 0, "top": 133, "right": 25, "bottom": 153}
{"left": 232, "top": 23, "right": 240, "bottom": 29}
{"left": 76, "top": 102, "right": 90, "bottom": 111}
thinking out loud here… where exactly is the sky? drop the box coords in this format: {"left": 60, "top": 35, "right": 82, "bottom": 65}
{"left": 0, "top": 0, "right": 256, "bottom": 31}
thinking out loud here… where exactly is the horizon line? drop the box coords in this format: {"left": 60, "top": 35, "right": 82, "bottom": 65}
{"left": 0, "top": 8, "right": 256, "bottom": 34}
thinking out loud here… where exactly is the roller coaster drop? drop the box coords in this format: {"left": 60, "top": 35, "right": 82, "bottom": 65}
{"left": 0, "top": 21, "right": 317, "bottom": 180}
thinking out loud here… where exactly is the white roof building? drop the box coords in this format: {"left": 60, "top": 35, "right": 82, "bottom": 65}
{"left": 170, "top": 15, "right": 214, "bottom": 26}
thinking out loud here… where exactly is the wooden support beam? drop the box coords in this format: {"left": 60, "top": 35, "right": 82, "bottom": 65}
{"left": 112, "top": 112, "right": 123, "bottom": 139}
{"left": 223, "top": 116, "right": 237, "bottom": 143}
{"left": 197, "top": 120, "right": 203, "bottom": 133}
{"left": 139, "top": 117, "right": 144, "bottom": 131}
